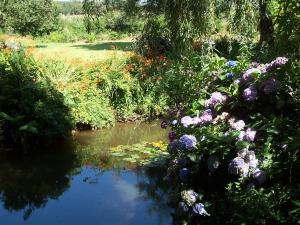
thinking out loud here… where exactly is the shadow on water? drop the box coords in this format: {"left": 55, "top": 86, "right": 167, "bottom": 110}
{"left": 0, "top": 144, "right": 79, "bottom": 220}
{"left": 72, "top": 42, "right": 133, "bottom": 51}
{"left": 0, "top": 122, "right": 173, "bottom": 225}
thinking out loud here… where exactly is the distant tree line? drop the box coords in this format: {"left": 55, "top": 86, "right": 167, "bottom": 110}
{"left": 55, "top": 0, "right": 84, "bottom": 15}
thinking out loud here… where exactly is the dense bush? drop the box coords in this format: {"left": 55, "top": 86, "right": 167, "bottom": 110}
{"left": 40, "top": 61, "right": 115, "bottom": 129}
{"left": 1, "top": 0, "right": 59, "bottom": 36}
{"left": 0, "top": 47, "right": 171, "bottom": 150}
{"left": 0, "top": 48, "right": 72, "bottom": 151}
{"left": 162, "top": 54, "right": 300, "bottom": 224}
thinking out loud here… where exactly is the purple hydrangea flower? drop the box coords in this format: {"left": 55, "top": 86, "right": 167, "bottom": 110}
{"left": 179, "top": 135, "right": 197, "bottom": 150}
{"left": 192, "top": 116, "right": 203, "bottom": 125}
{"left": 161, "top": 121, "right": 168, "bottom": 129}
{"left": 272, "top": 57, "right": 288, "bottom": 67}
{"left": 226, "top": 60, "right": 237, "bottom": 67}
{"left": 226, "top": 72, "right": 233, "bottom": 79}
{"left": 178, "top": 202, "right": 189, "bottom": 213}
{"left": 181, "top": 116, "right": 193, "bottom": 128}
{"left": 242, "top": 68, "right": 261, "bottom": 81}
{"left": 168, "top": 131, "right": 176, "bottom": 142}
{"left": 179, "top": 168, "right": 189, "bottom": 183}
{"left": 205, "top": 92, "right": 227, "bottom": 107}
{"left": 243, "top": 85, "right": 257, "bottom": 101}
{"left": 263, "top": 78, "right": 280, "bottom": 94}
{"left": 262, "top": 57, "right": 288, "bottom": 72}
{"left": 192, "top": 203, "right": 208, "bottom": 216}
{"left": 172, "top": 120, "right": 178, "bottom": 125}
{"left": 201, "top": 109, "right": 213, "bottom": 123}
{"left": 167, "top": 140, "right": 180, "bottom": 154}
{"left": 244, "top": 128, "right": 256, "bottom": 142}
{"left": 252, "top": 170, "right": 266, "bottom": 185}
{"left": 228, "top": 157, "right": 249, "bottom": 177}
{"left": 262, "top": 63, "right": 273, "bottom": 72}
{"left": 193, "top": 109, "right": 213, "bottom": 125}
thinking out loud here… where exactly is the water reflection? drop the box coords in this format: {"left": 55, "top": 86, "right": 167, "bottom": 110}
{"left": 0, "top": 121, "right": 173, "bottom": 225}
{"left": 0, "top": 145, "right": 79, "bottom": 220}
{"left": 74, "top": 121, "right": 167, "bottom": 147}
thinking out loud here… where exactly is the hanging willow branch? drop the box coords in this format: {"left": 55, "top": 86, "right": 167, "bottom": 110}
{"left": 164, "top": 0, "right": 214, "bottom": 52}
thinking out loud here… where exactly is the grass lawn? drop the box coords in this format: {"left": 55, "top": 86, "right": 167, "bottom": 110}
{"left": 31, "top": 40, "right": 134, "bottom": 66}
{"left": 1, "top": 34, "right": 134, "bottom": 66}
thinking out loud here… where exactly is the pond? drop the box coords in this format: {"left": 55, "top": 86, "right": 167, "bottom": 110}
{"left": 0, "top": 121, "right": 173, "bottom": 225}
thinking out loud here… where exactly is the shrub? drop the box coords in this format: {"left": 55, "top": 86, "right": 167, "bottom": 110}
{"left": 0, "top": 49, "right": 72, "bottom": 151}
{"left": 136, "top": 17, "right": 171, "bottom": 58}
{"left": 40, "top": 60, "right": 115, "bottom": 130}
{"left": 163, "top": 54, "right": 300, "bottom": 224}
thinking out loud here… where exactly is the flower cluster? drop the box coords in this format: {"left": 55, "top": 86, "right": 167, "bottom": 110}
{"left": 179, "top": 135, "right": 197, "bottom": 150}
{"left": 179, "top": 190, "right": 209, "bottom": 217}
{"left": 243, "top": 68, "right": 261, "bottom": 81}
{"left": 226, "top": 60, "right": 237, "bottom": 68}
{"left": 180, "top": 110, "right": 213, "bottom": 127}
{"left": 264, "top": 57, "right": 288, "bottom": 72}
{"left": 229, "top": 150, "right": 259, "bottom": 177}
{"left": 164, "top": 56, "right": 290, "bottom": 222}
{"left": 243, "top": 85, "right": 258, "bottom": 101}
{"left": 205, "top": 92, "right": 227, "bottom": 108}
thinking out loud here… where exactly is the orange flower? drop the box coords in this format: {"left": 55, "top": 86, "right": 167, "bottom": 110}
{"left": 126, "top": 63, "right": 135, "bottom": 72}
{"left": 25, "top": 47, "right": 35, "bottom": 57}
{"left": 158, "top": 54, "right": 167, "bottom": 62}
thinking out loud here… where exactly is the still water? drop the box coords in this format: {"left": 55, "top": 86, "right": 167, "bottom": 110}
{"left": 0, "top": 121, "right": 173, "bottom": 225}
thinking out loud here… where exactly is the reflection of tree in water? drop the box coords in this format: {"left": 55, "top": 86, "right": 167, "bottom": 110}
{"left": 0, "top": 145, "right": 79, "bottom": 220}
{"left": 135, "top": 165, "right": 174, "bottom": 224}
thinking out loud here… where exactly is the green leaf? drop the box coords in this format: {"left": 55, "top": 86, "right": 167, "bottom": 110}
{"left": 235, "top": 141, "right": 250, "bottom": 149}
{"left": 19, "top": 123, "right": 38, "bottom": 134}
{"left": 188, "top": 153, "right": 198, "bottom": 162}
{"left": 0, "top": 112, "right": 15, "bottom": 121}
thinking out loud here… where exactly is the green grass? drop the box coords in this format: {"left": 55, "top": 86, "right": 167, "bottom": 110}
{"left": 0, "top": 34, "right": 135, "bottom": 65}
{"left": 32, "top": 40, "right": 134, "bottom": 65}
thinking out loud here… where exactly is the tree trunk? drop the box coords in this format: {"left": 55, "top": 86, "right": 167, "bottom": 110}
{"left": 258, "top": 0, "right": 274, "bottom": 45}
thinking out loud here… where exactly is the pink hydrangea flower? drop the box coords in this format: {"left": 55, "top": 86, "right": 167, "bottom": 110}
{"left": 181, "top": 116, "right": 193, "bottom": 128}
{"left": 205, "top": 92, "right": 227, "bottom": 107}
{"left": 243, "top": 68, "right": 261, "bottom": 81}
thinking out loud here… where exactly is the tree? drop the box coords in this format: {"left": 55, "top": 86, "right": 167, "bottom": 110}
{"left": 0, "top": 0, "right": 9, "bottom": 29}
{"left": 126, "top": 0, "right": 214, "bottom": 54}
{"left": 82, "top": 0, "right": 104, "bottom": 33}
{"left": 1, "top": 0, "right": 59, "bottom": 36}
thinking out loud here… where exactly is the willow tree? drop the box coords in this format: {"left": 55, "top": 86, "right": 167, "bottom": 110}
{"left": 126, "top": 0, "right": 214, "bottom": 54}
{"left": 164, "top": 0, "right": 214, "bottom": 52}
{"left": 225, "top": 0, "right": 274, "bottom": 45}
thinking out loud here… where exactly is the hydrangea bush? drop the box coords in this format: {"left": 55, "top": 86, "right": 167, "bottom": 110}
{"left": 163, "top": 56, "right": 300, "bottom": 224}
